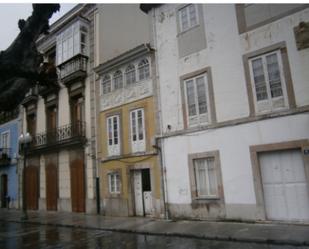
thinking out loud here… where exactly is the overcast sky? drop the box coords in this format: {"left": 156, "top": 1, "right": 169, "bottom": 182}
{"left": 0, "top": 3, "right": 76, "bottom": 50}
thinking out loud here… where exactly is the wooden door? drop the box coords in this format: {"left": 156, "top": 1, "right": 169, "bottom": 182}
{"left": 259, "top": 149, "right": 309, "bottom": 221}
{"left": 70, "top": 159, "right": 85, "bottom": 212}
{"left": 25, "top": 166, "right": 38, "bottom": 210}
{"left": 133, "top": 170, "right": 144, "bottom": 216}
{"left": 1, "top": 174, "right": 8, "bottom": 208}
{"left": 46, "top": 163, "right": 57, "bottom": 210}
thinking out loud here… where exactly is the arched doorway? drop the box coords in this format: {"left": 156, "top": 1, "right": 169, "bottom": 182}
{"left": 70, "top": 158, "right": 85, "bottom": 212}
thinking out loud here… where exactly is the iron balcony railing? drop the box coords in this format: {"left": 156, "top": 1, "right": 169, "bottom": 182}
{"left": 31, "top": 121, "right": 86, "bottom": 148}
{"left": 0, "top": 148, "right": 11, "bottom": 165}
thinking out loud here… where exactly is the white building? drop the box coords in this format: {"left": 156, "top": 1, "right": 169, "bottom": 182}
{"left": 142, "top": 4, "right": 309, "bottom": 222}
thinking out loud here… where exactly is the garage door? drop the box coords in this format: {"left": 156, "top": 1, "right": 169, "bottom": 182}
{"left": 259, "top": 149, "right": 309, "bottom": 221}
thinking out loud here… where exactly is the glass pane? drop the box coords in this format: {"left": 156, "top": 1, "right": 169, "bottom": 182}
{"left": 196, "top": 76, "right": 207, "bottom": 114}
{"left": 108, "top": 118, "right": 112, "bottom": 145}
{"left": 194, "top": 159, "right": 207, "bottom": 196}
{"left": 131, "top": 112, "right": 136, "bottom": 141}
{"left": 110, "top": 175, "right": 115, "bottom": 192}
{"left": 252, "top": 58, "right": 268, "bottom": 101}
{"left": 206, "top": 158, "right": 217, "bottom": 196}
{"left": 266, "top": 53, "right": 283, "bottom": 98}
{"left": 114, "top": 71, "right": 123, "bottom": 90}
{"left": 186, "top": 80, "right": 196, "bottom": 116}
{"left": 189, "top": 5, "right": 197, "bottom": 27}
{"left": 138, "top": 110, "right": 144, "bottom": 140}
{"left": 116, "top": 174, "right": 120, "bottom": 192}
{"left": 113, "top": 117, "right": 118, "bottom": 145}
{"left": 180, "top": 8, "right": 188, "bottom": 31}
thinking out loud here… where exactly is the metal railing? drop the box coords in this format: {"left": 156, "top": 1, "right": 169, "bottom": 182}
{"left": 59, "top": 55, "right": 87, "bottom": 79}
{"left": 31, "top": 121, "right": 86, "bottom": 148}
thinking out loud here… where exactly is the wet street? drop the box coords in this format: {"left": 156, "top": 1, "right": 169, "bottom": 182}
{"left": 0, "top": 221, "right": 308, "bottom": 249}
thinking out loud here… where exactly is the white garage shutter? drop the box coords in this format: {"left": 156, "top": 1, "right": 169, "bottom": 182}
{"left": 259, "top": 149, "right": 309, "bottom": 221}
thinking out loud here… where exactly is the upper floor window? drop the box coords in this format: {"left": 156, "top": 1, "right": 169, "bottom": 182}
{"left": 107, "top": 115, "right": 120, "bottom": 156}
{"left": 113, "top": 70, "right": 123, "bottom": 90}
{"left": 125, "top": 64, "right": 136, "bottom": 85}
{"left": 130, "top": 108, "right": 145, "bottom": 153}
{"left": 101, "top": 75, "right": 111, "bottom": 94}
{"left": 179, "top": 4, "right": 198, "bottom": 32}
{"left": 56, "top": 21, "right": 88, "bottom": 65}
{"left": 138, "top": 59, "right": 150, "bottom": 81}
{"left": 0, "top": 131, "right": 10, "bottom": 149}
{"left": 249, "top": 50, "right": 288, "bottom": 113}
{"left": 184, "top": 73, "right": 210, "bottom": 127}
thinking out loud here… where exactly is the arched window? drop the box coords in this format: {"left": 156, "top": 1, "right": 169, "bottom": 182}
{"left": 101, "top": 75, "right": 111, "bottom": 94}
{"left": 125, "top": 64, "right": 136, "bottom": 85}
{"left": 113, "top": 70, "right": 123, "bottom": 90}
{"left": 138, "top": 59, "right": 150, "bottom": 81}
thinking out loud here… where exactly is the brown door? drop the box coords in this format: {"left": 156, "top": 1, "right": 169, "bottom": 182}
{"left": 1, "top": 174, "right": 8, "bottom": 208}
{"left": 25, "top": 166, "right": 38, "bottom": 210}
{"left": 27, "top": 114, "right": 36, "bottom": 137}
{"left": 70, "top": 159, "right": 85, "bottom": 212}
{"left": 46, "top": 163, "right": 57, "bottom": 211}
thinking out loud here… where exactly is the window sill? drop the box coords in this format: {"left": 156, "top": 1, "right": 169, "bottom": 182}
{"left": 192, "top": 197, "right": 221, "bottom": 204}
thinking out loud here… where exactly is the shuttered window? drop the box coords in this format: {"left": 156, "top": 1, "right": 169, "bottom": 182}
{"left": 130, "top": 109, "right": 145, "bottom": 153}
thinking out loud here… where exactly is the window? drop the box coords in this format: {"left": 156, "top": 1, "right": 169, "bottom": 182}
{"left": 249, "top": 50, "right": 287, "bottom": 113}
{"left": 56, "top": 21, "right": 88, "bottom": 65}
{"left": 113, "top": 70, "right": 123, "bottom": 90}
{"left": 130, "top": 108, "right": 145, "bottom": 153}
{"left": 108, "top": 172, "right": 120, "bottom": 194}
{"left": 106, "top": 115, "right": 120, "bottom": 156}
{"left": 179, "top": 4, "right": 198, "bottom": 32}
{"left": 101, "top": 75, "right": 111, "bottom": 94}
{"left": 125, "top": 64, "right": 136, "bottom": 85}
{"left": 193, "top": 158, "right": 217, "bottom": 198}
{"left": 138, "top": 59, "right": 150, "bottom": 81}
{"left": 0, "top": 131, "right": 10, "bottom": 157}
{"left": 184, "top": 73, "right": 209, "bottom": 127}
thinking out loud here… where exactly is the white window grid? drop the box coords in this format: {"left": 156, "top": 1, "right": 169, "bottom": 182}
{"left": 101, "top": 75, "right": 111, "bottom": 95}
{"left": 184, "top": 73, "right": 210, "bottom": 127}
{"left": 100, "top": 57, "right": 151, "bottom": 95}
{"left": 179, "top": 4, "right": 199, "bottom": 33}
{"left": 130, "top": 108, "right": 146, "bottom": 153}
{"left": 249, "top": 50, "right": 288, "bottom": 113}
{"left": 193, "top": 157, "right": 218, "bottom": 198}
{"left": 106, "top": 115, "right": 120, "bottom": 156}
{"left": 0, "top": 131, "right": 10, "bottom": 149}
{"left": 108, "top": 172, "right": 120, "bottom": 194}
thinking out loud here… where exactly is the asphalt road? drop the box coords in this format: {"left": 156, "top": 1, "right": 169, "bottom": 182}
{"left": 0, "top": 221, "right": 308, "bottom": 249}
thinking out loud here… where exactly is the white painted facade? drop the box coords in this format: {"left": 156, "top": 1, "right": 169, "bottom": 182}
{"left": 147, "top": 4, "right": 309, "bottom": 221}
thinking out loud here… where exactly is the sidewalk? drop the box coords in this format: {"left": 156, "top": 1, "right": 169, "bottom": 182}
{"left": 0, "top": 209, "right": 309, "bottom": 246}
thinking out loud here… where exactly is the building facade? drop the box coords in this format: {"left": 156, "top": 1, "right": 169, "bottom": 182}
{"left": 0, "top": 108, "right": 20, "bottom": 209}
{"left": 93, "top": 4, "right": 164, "bottom": 217}
{"left": 143, "top": 4, "right": 309, "bottom": 222}
{"left": 20, "top": 4, "right": 98, "bottom": 213}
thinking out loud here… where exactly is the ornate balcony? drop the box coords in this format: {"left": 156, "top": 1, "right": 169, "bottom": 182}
{"left": 28, "top": 121, "right": 86, "bottom": 153}
{"left": 0, "top": 148, "right": 11, "bottom": 166}
{"left": 58, "top": 54, "right": 88, "bottom": 85}
{"left": 21, "top": 85, "right": 39, "bottom": 107}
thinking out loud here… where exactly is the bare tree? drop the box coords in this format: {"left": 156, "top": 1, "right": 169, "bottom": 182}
{"left": 0, "top": 4, "right": 60, "bottom": 111}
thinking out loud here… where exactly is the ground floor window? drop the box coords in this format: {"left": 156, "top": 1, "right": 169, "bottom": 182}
{"left": 108, "top": 172, "right": 120, "bottom": 194}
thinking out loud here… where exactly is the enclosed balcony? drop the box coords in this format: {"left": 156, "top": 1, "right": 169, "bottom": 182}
{"left": 58, "top": 54, "right": 88, "bottom": 85}
{"left": 0, "top": 148, "right": 11, "bottom": 166}
{"left": 28, "top": 121, "right": 86, "bottom": 153}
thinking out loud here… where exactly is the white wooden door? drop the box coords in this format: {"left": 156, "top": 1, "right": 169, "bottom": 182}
{"left": 133, "top": 170, "right": 144, "bottom": 216}
{"left": 143, "top": 191, "right": 153, "bottom": 215}
{"left": 259, "top": 149, "right": 309, "bottom": 221}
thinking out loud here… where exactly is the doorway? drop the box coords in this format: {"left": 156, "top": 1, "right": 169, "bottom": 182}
{"left": 132, "top": 168, "right": 153, "bottom": 216}
{"left": 1, "top": 174, "right": 8, "bottom": 208}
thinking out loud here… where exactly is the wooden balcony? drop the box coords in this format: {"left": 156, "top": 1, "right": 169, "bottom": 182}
{"left": 28, "top": 121, "right": 86, "bottom": 154}
{"left": 58, "top": 54, "right": 88, "bottom": 85}
{"left": 0, "top": 148, "right": 11, "bottom": 166}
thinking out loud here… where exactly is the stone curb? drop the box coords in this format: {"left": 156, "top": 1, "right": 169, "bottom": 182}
{"left": 1, "top": 217, "right": 308, "bottom": 247}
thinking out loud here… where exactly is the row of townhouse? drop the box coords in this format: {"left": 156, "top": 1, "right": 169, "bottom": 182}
{"left": 6, "top": 3, "right": 309, "bottom": 223}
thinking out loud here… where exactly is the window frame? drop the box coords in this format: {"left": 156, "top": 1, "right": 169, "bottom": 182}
{"left": 130, "top": 108, "right": 146, "bottom": 153}
{"left": 188, "top": 151, "right": 224, "bottom": 203}
{"left": 113, "top": 70, "right": 123, "bottom": 90}
{"left": 101, "top": 74, "right": 111, "bottom": 95}
{"left": 178, "top": 4, "right": 199, "bottom": 33}
{"left": 248, "top": 49, "right": 289, "bottom": 114}
{"left": 106, "top": 114, "right": 121, "bottom": 156}
{"left": 138, "top": 59, "right": 150, "bottom": 81}
{"left": 108, "top": 172, "right": 121, "bottom": 194}
{"left": 125, "top": 64, "right": 136, "bottom": 86}
{"left": 183, "top": 73, "right": 211, "bottom": 127}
